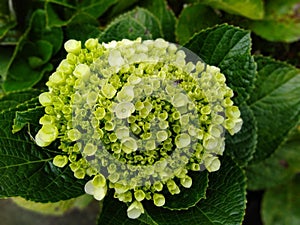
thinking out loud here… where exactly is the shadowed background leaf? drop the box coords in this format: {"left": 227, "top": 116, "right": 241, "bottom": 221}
{"left": 261, "top": 174, "right": 300, "bottom": 225}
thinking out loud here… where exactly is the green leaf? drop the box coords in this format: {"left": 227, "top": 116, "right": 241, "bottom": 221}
{"left": 98, "top": 157, "right": 245, "bottom": 225}
{"left": 76, "top": 0, "right": 118, "bottom": 18}
{"left": 140, "top": 0, "right": 177, "bottom": 42}
{"left": 27, "top": 40, "right": 53, "bottom": 68}
{"left": 0, "top": 0, "right": 16, "bottom": 39}
{"left": 0, "top": 29, "right": 30, "bottom": 84}
{"left": 261, "top": 174, "right": 300, "bottom": 225}
{"left": 2, "top": 10, "right": 63, "bottom": 92}
{"left": 142, "top": 156, "right": 246, "bottom": 225}
{"left": 0, "top": 21, "right": 16, "bottom": 40}
{"left": 225, "top": 103, "right": 257, "bottom": 167}
{"left": 263, "top": 0, "right": 300, "bottom": 20}
{"left": 98, "top": 192, "right": 148, "bottom": 225}
{"left": 0, "top": 89, "right": 41, "bottom": 104}
{"left": 28, "top": 9, "right": 63, "bottom": 55}
{"left": 0, "top": 90, "right": 87, "bottom": 202}
{"left": 249, "top": 0, "right": 300, "bottom": 42}
{"left": 176, "top": 3, "right": 220, "bottom": 45}
{"left": 12, "top": 105, "right": 44, "bottom": 133}
{"left": 163, "top": 171, "right": 208, "bottom": 210}
{"left": 45, "top": 0, "right": 116, "bottom": 28}
{"left": 65, "top": 14, "right": 101, "bottom": 42}
{"left": 246, "top": 135, "right": 300, "bottom": 190}
{"left": 98, "top": 172, "right": 208, "bottom": 223}
{"left": 0, "top": 40, "right": 23, "bottom": 83}
{"left": 188, "top": 0, "right": 264, "bottom": 20}
{"left": 99, "top": 7, "right": 163, "bottom": 42}
{"left": 97, "top": 161, "right": 208, "bottom": 223}
{"left": 250, "top": 20, "right": 300, "bottom": 43}
{"left": 45, "top": 1, "right": 76, "bottom": 27}
{"left": 247, "top": 56, "right": 300, "bottom": 163}
{"left": 1, "top": 9, "right": 64, "bottom": 91}
{"left": 184, "top": 24, "right": 256, "bottom": 105}
{"left": 105, "top": 0, "right": 141, "bottom": 19}
{"left": 0, "top": 89, "right": 42, "bottom": 113}
{"left": 0, "top": 46, "right": 14, "bottom": 79}
{"left": 0, "top": 100, "right": 20, "bottom": 111}
{"left": 3, "top": 57, "right": 53, "bottom": 92}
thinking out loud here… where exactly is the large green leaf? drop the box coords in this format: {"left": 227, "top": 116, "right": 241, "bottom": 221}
{"left": 176, "top": 3, "right": 220, "bottom": 45}
{"left": 99, "top": 7, "right": 163, "bottom": 42}
{"left": 141, "top": 156, "right": 246, "bottom": 225}
{"left": 225, "top": 103, "right": 257, "bottom": 167}
{"left": 0, "top": 90, "right": 87, "bottom": 202}
{"left": 187, "top": 0, "right": 264, "bottom": 20}
{"left": 98, "top": 172, "right": 208, "bottom": 224}
{"left": 163, "top": 171, "right": 208, "bottom": 210}
{"left": 98, "top": 157, "right": 245, "bottom": 225}
{"left": 184, "top": 24, "right": 256, "bottom": 105}
{"left": 247, "top": 56, "right": 300, "bottom": 163}
{"left": 98, "top": 171, "right": 208, "bottom": 224}
{"left": 141, "top": 0, "right": 177, "bottom": 42}
{"left": 261, "top": 174, "right": 300, "bottom": 225}
{"left": 246, "top": 131, "right": 300, "bottom": 190}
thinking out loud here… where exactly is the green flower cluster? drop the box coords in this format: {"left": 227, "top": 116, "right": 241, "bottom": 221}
{"left": 36, "top": 38, "right": 242, "bottom": 219}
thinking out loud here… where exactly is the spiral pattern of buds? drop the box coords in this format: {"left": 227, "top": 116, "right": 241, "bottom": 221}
{"left": 36, "top": 38, "right": 242, "bottom": 219}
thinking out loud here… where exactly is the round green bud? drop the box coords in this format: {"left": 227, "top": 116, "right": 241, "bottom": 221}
{"left": 83, "top": 143, "right": 97, "bottom": 156}
{"left": 39, "top": 92, "right": 52, "bottom": 106}
{"left": 101, "top": 84, "right": 117, "bottom": 99}
{"left": 175, "top": 133, "right": 191, "bottom": 148}
{"left": 74, "top": 168, "right": 86, "bottom": 179}
{"left": 153, "top": 193, "right": 165, "bottom": 207}
{"left": 84, "top": 38, "right": 98, "bottom": 51}
{"left": 67, "top": 129, "right": 82, "bottom": 142}
{"left": 64, "top": 39, "right": 81, "bottom": 55}
{"left": 92, "top": 174, "right": 106, "bottom": 187}
{"left": 35, "top": 124, "right": 58, "bottom": 147}
{"left": 53, "top": 155, "right": 68, "bottom": 168}
{"left": 134, "top": 190, "right": 146, "bottom": 201}
{"left": 127, "top": 201, "right": 144, "bottom": 219}
{"left": 121, "top": 137, "right": 138, "bottom": 154}
{"left": 180, "top": 175, "right": 193, "bottom": 188}
{"left": 114, "top": 102, "right": 135, "bottom": 119}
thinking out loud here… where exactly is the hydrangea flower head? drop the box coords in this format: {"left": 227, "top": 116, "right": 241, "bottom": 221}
{"left": 36, "top": 37, "right": 242, "bottom": 218}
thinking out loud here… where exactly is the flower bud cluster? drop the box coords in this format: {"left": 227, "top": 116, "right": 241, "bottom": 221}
{"left": 36, "top": 38, "right": 242, "bottom": 219}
